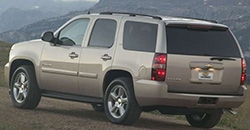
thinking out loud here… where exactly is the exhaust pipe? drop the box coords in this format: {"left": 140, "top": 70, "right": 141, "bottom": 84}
{"left": 224, "top": 108, "right": 237, "bottom": 115}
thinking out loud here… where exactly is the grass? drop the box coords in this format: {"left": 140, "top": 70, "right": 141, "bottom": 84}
{"left": 173, "top": 87, "right": 250, "bottom": 130}
{"left": 174, "top": 88, "right": 250, "bottom": 130}
{"left": 0, "top": 41, "right": 12, "bottom": 87}
{"left": 0, "top": 41, "right": 249, "bottom": 129}
{"left": 0, "top": 122, "right": 40, "bottom": 130}
{"left": 150, "top": 89, "right": 250, "bottom": 130}
{"left": 0, "top": 123, "right": 19, "bottom": 130}
{"left": 218, "top": 87, "right": 250, "bottom": 130}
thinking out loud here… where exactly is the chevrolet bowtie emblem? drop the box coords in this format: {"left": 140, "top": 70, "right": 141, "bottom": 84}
{"left": 202, "top": 71, "right": 209, "bottom": 77}
{"left": 205, "top": 64, "right": 213, "bottom": 69}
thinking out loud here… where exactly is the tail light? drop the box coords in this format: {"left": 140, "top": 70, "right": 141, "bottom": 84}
{"left": 151, "top": 53, "right": 167, "bottom": 81}
{"left": 241, "top": 58, "right": 247, "bottom": 85}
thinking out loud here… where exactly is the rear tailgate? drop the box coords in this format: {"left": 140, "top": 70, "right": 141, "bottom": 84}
{"left": 165, "top": 24, "right": 243, "bottom": 95}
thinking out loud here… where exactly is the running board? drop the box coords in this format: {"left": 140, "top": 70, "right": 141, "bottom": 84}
{"left": 41, "top": 91, "right": 103, "bottom": 104}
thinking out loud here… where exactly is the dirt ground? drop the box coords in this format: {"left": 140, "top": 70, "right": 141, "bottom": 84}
{"left": 0, "top": 87, "right": 232, "bottom": 130}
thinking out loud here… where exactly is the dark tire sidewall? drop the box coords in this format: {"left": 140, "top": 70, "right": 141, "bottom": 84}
{"left": 91, "top": 103, "right": 104, "bottom": 112}
{"left": 186, "top": 112, "right": 222, "bottom": 128}
{"left": 11, "top": 66, "right": 31, "bottom": 108}
{"left": 104, "top": 78, "right": 134, "bottom": 124}
{"left": 10, "top": 65, "right": 41, "bottom": 109}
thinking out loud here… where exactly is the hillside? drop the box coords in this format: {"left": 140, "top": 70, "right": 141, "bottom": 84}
{"left": 0, "top": 41, "right": 11, "bottom": 87}
{"left": 1, "top": 0, "right": 249, "bottom": 46}
{"left": 0, "top": 8, "right": 59, "bottom": 33}
{"left": 0, "top": 0, "right": 250, "bottom": 69}
{"left": 0, "top": 0, "right": 96, "bottom": 33}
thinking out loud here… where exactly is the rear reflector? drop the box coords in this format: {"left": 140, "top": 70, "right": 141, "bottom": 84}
{"left": 241, "top": 58, "right": 247, "bottom": 85}
{"left": 151, "top": 54, "right": 167, "bottom": 81}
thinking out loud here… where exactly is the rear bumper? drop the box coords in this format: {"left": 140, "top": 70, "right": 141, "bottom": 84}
{"left": 134, "top": 79, "right": 247, "bottom": 109}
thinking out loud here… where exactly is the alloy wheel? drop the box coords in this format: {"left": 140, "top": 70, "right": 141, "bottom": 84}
{"left": 13, "top": 72, "right": 29, "bottom": 103}
{"left": 108, "top": 85, "right": 128, "bottom": 118}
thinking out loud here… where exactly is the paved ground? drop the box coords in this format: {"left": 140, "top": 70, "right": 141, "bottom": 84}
{"left": 0, "top": 87, "right": 231, "bottom": 130}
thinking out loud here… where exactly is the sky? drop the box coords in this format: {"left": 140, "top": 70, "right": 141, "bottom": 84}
{"left": 0, "top": 0, "right": 99, "bottom": 13}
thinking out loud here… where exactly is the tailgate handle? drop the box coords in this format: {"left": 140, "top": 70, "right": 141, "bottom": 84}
{"left": 101, "top": 54, "right": 112, "bottom": 61}
{"left": 210, "top": 57, "right": 236, "bottom": 61}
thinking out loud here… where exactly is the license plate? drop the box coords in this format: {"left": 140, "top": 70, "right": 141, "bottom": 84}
{"left": 198, "top": 71, "right": 213, "bottom": 80}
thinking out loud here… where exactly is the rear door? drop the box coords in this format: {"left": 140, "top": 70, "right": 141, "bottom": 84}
{"left": 165, "top": 24, "right": 242, "bottom": 95}
{"left": 78, "top": 17, "right": 120, "bottom": 97}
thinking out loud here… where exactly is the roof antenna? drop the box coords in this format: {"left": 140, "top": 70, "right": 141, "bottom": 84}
{"left": 87, "top": 11, "right": 90, "bottom": 14}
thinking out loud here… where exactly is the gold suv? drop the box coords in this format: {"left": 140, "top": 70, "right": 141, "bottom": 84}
{"left": 4, "top": 12, "right": 247, "bottom": 128}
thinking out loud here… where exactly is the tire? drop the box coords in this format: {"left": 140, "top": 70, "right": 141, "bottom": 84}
{"left": 185, "top": 112, "right": 222, "bottom": 128}
{"left": 10, "top": 65, "right": 41, "bottom": 109}
{"left": 91, "top": 103, "right": 104, "bottom": 112}
{"left": 104, "top": 77, "right": 141, "bottom": 125}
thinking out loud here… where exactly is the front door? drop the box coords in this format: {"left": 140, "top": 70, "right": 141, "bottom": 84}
{"left": 40, "top": 18, "right": 90, "bottom": 94}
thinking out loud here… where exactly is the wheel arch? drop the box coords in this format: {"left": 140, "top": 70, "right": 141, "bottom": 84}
{"left": 103, "top": 70, "right": 134, "bottom": 94}
{"left": 9, "top": 59, "right": 36, "bottom": 88}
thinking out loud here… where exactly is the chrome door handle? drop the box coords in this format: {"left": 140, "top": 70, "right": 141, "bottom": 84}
{"left": 69, "top": 52, "right": 79, "bottom": 59}
{"left": 101, "top": 54, "right": 112, "bottom": 61}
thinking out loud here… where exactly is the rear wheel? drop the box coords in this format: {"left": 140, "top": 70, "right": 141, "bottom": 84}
{"left": 91, "top": 103, "right": 104, "bottom": 112}
{"left": 186, "top": 112, "right": 222, "bottom": 128}
{"left": 104, "top": 77, "right": 141, "bottom": 125}
{"left": 10, "top": 65, "right": 41, "bottom": 109}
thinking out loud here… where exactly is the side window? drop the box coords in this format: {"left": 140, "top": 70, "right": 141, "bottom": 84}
{"left": 123, "top": 21, "right": 158, "bottom": 52}
{"left": 89, "top": 19, "right": 117, "bottom": 48}
{"left": 59, "top": 19, "right": 89, "bottom": 46}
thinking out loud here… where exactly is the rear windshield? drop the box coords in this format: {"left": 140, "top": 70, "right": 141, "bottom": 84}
{"left": 166, "top": 26, "right": 241, "bottom": 58}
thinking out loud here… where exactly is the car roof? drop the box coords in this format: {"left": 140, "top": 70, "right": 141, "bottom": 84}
{"left": 77, "top": 12, "right": 228, "bottom": 28}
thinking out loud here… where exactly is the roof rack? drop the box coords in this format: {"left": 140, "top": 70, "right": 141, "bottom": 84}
{"left": 100, "top": 12, "right": 162, "bottom": 20}
{"left": 175, "top": 16, "right": 218, "bottom": 23}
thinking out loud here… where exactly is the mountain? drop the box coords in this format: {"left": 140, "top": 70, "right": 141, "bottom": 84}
{"left": 0, "top": 11, "right": 83, "bottom": 43}
{"left": 0, "top": 8, "right": 60, "bottom": 33}
{"left": 0, "top": 0, "right": 96, "bottom": 15}
{"left": 0, "top": 0, "right": 96, "bottom": 33}
{"left": 0, "top": 41, "right": 12, "bottom": 86}
{"left": 0, "top": 0, "right": 250, "bottom": 56}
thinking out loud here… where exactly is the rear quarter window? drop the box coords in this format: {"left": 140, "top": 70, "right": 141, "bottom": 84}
{"left": 166, "top": 26, "right": 241, "bottom": 58}
{"left": 123, "top": 21, "right": 158, "bottom": 52}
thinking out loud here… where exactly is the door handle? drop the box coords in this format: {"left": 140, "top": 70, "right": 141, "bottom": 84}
{"left": 101, "top": 54, "right": 112, "bottom": 61}
{"left": 69, "top": 52, "right": 79, "bottom": 59}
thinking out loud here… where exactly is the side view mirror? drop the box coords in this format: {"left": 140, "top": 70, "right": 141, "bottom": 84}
{"left": 41, "top": 31, "right": 55, "bottom": 42}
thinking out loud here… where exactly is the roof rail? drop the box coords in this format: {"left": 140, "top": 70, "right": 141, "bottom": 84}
{"left": 100, "top": 12, "right": 162, "bottom": 20}
{"left": 175, "top": 16, "right": 218, "bottom": 23}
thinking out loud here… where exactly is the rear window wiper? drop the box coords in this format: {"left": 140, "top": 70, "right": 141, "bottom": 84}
{"left": 210, "top": 57, "right": 236, "bottom": 61}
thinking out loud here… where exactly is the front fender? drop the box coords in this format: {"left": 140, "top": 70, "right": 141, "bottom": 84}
{"left": 8, "top": 40, "right": 46, "bottom": 88}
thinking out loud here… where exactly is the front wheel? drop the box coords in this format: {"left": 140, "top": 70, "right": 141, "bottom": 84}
{"left": 104, "top": 77, "right": 141, "bottom": 125}
{"left": 186, "top": 112, "right": 222, "bottom": 128}
{"left": 10, "top": 65, "right": 41, "bottom": 109}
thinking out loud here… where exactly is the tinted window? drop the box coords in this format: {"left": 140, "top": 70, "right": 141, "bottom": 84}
{"left": 123, "top": 21, "right": 158, "bottom": 52}
{"left": 89, "top": 19, "right": 117, "bottom": 48}
{"left": 166, "top": 26, "right": 241, "bottom": 58}
{"left": 59, "top": 19, "right": 89, "bottom": 46}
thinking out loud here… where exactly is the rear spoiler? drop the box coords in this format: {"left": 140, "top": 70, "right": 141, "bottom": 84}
{"left": 167, "top": 24, "right": 228, "bottom": 31}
